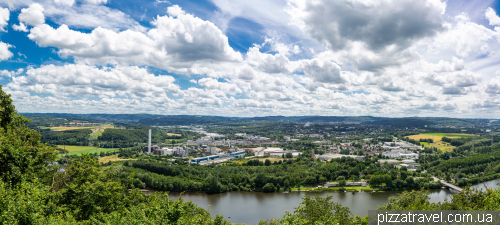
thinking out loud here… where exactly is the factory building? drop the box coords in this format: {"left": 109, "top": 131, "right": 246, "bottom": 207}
{"left": 190, "top": 150, "right": 245, "bottom": 165}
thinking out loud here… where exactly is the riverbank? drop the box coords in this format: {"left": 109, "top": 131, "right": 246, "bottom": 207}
{"left": 291, "top": 186, "right": 379, "bottom": 192}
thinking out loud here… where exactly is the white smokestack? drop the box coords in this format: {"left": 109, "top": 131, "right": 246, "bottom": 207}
{"left": 148, "top": 129, "right": 151, "bottom": 153}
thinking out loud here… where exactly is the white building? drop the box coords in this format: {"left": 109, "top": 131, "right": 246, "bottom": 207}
{"left": 263, "top": 148, "right": 301, "bottom": 157}
{"left": 382, "top": 150, "right": 419, "bottom": 159}
{"left": 208, "top": 146, "right": 218, "bottom": 155}
{"left": 318, "top": 153, "right": 365, "bottom": 161}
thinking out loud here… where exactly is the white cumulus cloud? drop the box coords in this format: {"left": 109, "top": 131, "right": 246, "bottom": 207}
{"left": 0, "top": 7, "right": 9, "bottom": 32}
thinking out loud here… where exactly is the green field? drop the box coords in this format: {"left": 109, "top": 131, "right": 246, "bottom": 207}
{"left": 57, "top": 145, "right": 116, "bottom": 156}
{"left": 420, "top": 141, "right": 454, "bottom": 152}
{"left": 50, "top": 127, "right": 95, "bottom": 131}
{"left": 405, "top": 133, "right": 477, "bottom": 152}
{"left": 419, "top": 133, "right": 476, "bottom": 138}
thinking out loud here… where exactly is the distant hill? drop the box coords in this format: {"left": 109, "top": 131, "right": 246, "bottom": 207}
{"left": 21, "top": 113, "right": 493, "bottom": 127}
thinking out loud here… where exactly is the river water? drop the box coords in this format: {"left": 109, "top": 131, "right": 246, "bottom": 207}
{"left": 166, "top": 179, "right": 499, "bottom": 225}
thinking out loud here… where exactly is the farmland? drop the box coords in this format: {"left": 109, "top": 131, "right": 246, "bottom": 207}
{"left": 90, "top": 124, "right": 114, "bottom": 139}
{"left": 420, "top": 142, "right": 454, "bottom": 152}
{"left": 57, "top": 145, "right": 116, "bottom": 156}
{"left": 50, "top": 126, "right": 96, "bottom": 131}
{"left": 405, "top": 133, "right": 477, "bottom": 152}
{"left": 98, "top": 154, "right": 135, "bottom": 163}
{"left": 405, "top": 133, "right": 476, "bottom": 142}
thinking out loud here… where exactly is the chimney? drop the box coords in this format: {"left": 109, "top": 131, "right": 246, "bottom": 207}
{"left": 148, "top": 129, "right": 151, "bottom": 154}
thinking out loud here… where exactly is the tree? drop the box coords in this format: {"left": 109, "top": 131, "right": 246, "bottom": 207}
{"left": 263, "top": 183, "right": 275, "bottom": 192}
{"left": 305, "top": 176, "right": 317, "bottom": 185}
{"left": 284, "top": 179, "right": 290, "bottom": 189}
{"left": 206, "top": 174, "right": 222, "bottom": 193}
{"left": 254, "top": 173, "right": 267, "bottom": 188}
{"left": 265, "top": 159, "right": 271, "bottom": 166}
{"left": 0, "top": 85, "right": 56, "bottom": 185}
{"left": 281, "top": 195, "right": 353, "bottom": 224}
{"left": 337, "top": 176, "right": 346, "bottom": 187}
{"left": 370, "top": 175, "right": 381, "bottom": 187}
{"left": 285, "top": 153, "right": 293, "bottom": 158}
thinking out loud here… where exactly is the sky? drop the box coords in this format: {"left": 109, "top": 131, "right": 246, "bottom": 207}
{"left": 0, "top": 0, "right": 500, "bottom": 118}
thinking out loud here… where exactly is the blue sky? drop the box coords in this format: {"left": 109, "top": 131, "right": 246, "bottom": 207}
{"left": 1, "top": 0, "right": 500, "bottom": 118}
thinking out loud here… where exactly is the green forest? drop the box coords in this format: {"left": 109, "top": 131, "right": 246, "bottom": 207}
{"left": 121, "top": 154, "right": 442, "bottom": 193}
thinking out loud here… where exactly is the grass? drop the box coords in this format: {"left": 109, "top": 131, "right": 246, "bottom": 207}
{"left": 406, "top": 133, "right": 472, "bottom": 142}
{"left": 57, "top": 145, "right": 117, "bottom": 156}
{"left": 420, "top": 141, "right": 454, "bottom": 151}
{"left": 167, "top": 133, "right": 182, "bottom": 137}
{"left": 291, "top": 186, "right": 378, "bottom": 192}
{"left": 420, "top": 133, "right": 476, "bottom": 138}
{"left": 406, "top": 133, "right": 478, "bottom": 152}
{"left": 50, "top": 127, "right": 96, "bottom": 131}
{"left": 98, "top": 154, "right": 136, "bottom": 163}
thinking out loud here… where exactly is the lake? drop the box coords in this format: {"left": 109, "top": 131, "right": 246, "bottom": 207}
{"left": 165, "top": 179, "right": 499, "bottom": 225}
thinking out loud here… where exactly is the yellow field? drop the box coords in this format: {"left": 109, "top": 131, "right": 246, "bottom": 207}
{"left": 98, "top": 154, "right": 135, "bottom": 163}
{"left": 420, "top": 141, "right": 454, "bottom": 151}
{"left": 167, "top": 133, "right": 182, "bottom": 137}
{"left": 405, "top": 133, "right": 477, "bottom": 152}
{"left": 405, "top": 133, "right": 475, "bottom": 142}
{"left": 92, "top": 124, "right": 114, "bottom": 133}
{"left": 51, "top": 126, "right": 96, "bottom": 131}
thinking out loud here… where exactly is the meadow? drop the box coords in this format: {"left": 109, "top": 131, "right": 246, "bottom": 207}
{"left": 405, "top": 133, "right": 477, "bottom": 152}
{"left": 50, "top": 126, "right": 96, "bottom": 131}
{"left": 98, "top": 154, "right": 135, "bottom": 163}
{"left": 405, "top": 133, "right": 476, "bottom": 142}
{"left": 57, "top": 145, "right": 116, "bottom": 156}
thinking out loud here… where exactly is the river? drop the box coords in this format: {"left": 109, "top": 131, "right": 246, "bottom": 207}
{"left": 165, "top": 179, "right": 499, "bottom": 225}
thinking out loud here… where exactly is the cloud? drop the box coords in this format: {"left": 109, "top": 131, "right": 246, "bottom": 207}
{"left": 18, "top": 3, "right": 45, "bottom": 26}
{"left": 442, "top": 87, "right": 466, "bottom": 95}
{"left": 7, "top": 64, "right": 180, "bottom": 99}
{"left": 166, "top": 5, "right": 184, "bottom": 17}
{"left": 0, "top": 68, "right": 24, "bottom": 77}
{"left": 286, "top": 0, "right": 445, "bottom": 52}
{"left": 84, "top": 0, "right": 108, "bottom": 4}
{"left": 4, "top": 0, "right": 500, "bottom": 118}
{"left": 0, "top": 7, "right": 9, "bottom": 32}
{"left": 485, "top": 77, "right": 500, "bottom": 95}
{"left": 198, "top": 78, "right": 242, "bottom": 95}
{"left": 442, "top": 103, "right": 457, "bottom": 111}
{"left": 417, "top": 103, "right": 439, "bottom": 110}
{"left": 301, "top": 59, "right": 346, "bottom": 84}
{"left": 54, "top": 0, "right": 75, "bottom": 7}
{"left": 25, "top": 5, "right": 242, "bottom": 74}
{"left": 12, "top": 22, "right": 28, "bottom": 32}
{"left": 246, "top": 46, "right": 291, "bottom": 74}
{"left": 485, "top": 7, "right": 500, "bottom": 26}
{"left": 379, "top": 81, "right": 405, "bottom": 92}
{"left": 8, "top": 1, "right": 144, "bottom": 31}
{"left": 154, "top": 0, "right": 171, "bottom": 6}
{"left": 425, "top": 14, "right": 497, "bottom": 57}
{"left": 0, "top": 42, "right": 13, "bottom": 60}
